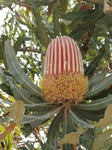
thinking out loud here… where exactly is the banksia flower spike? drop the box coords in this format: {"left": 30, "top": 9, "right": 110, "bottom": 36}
{"left": 41, "top": 36, "right": 88, "bottom": 104}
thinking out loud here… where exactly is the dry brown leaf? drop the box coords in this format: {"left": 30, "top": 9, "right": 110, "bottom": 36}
{"left": 0, "top": 122, "right": 16, "bottom": 140}
{"left": 91, "top": 129, "right": 112, "bottom": 150}
{"left": 11, "top": 101, "right": 24, "bottom": 124}
{"left": 104, "top": 0, "right": 112, "bottom": 13}
{"left": 0, "top": 101, "right": 24, "bottom": 140}
{"left": 96, "top": 104, "right": 112, "bottom": 127}
{"left": 60, "top": 132, "right": 79, "bottom": 146}
{"left": 60, "top": 127, "right": 84, "bottom": 146}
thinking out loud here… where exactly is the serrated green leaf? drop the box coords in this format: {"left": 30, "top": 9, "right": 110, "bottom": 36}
{"left": 23, "top": 107, "right": 60, "bottom": 128}
{"left": 5, "top": 40, "right": 41, "bottom": 97}
{"left": 60, "top": 111, "right": 78, "bottom": 150}
{"left": 10, "top": 82, "right": 41, "bottom": 104}
{"left": 72, "top": 107, "right": 104, "bottom": 121}
{"left": 70, "top": 110, "right": 94, "bottom": 128}
{"left": 87, "top": 73, "right": 112, "bottom": 98}
{"left": 88, "top": 71, "right": 107, "bottom": 89}
{"left": 0, "top": 69, "right": 42, "bottom": 104}
{"left": 78, "top": 94, "right": 112, "bottom": 111}
{"left": 46, "top": 109, "right": 64, "bottom": 150}
{"left": 65, "top": 112, "right": 76, "bottom": 133}
{"left": 25, "top": 103, "right": 59, "bottom": 113}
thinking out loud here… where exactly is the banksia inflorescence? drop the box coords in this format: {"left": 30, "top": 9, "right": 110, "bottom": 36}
{"left": 41, "top": 36, "right": 88, "bottom": 104}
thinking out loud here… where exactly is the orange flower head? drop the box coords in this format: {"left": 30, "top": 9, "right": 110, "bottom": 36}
{"left": 41, "top": 36, "right": 88, "bottom": 104}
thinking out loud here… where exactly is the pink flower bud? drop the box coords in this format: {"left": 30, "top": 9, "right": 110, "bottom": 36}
{"left": 41, "top": 36, "right": 88, "bottom": 104}
{"left": 44, "top": 36, "right": 84, "bottom": 75}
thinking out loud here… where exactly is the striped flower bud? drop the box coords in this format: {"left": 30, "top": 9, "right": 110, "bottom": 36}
{"left": 41, "top": 36, "right": 88, "bottom": 104}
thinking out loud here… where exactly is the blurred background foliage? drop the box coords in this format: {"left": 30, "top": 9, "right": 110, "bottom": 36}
{"left": 0, "top": 0, "right": 112, "bottom": 149}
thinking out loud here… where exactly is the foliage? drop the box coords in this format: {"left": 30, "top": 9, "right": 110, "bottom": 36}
{"left": 0, "top": 0, "right": 112, "bottom": 150}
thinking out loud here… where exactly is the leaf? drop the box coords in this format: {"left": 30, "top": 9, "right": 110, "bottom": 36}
{"left": 60, "top": 127, "right": 84, "bottom": 146}
{"left": 28, "top": 0, "right": 56, "bottom": 8}
{"left": 60, "top": 110, "right": 80, "bottom": 150}
{"left": 60, "top": 132, "right": 79, "bottom": 146}
{"left": 96, "top": 104, "right": 112, "bottom": 127}
{"left": 0, "top": 69, "right": 42, "bottom": 104}
{"left": 32, "top": 9, "right": 51, "bottom": 47}
{"left": 22, "top": 107, "right": 60, "bottom": 128}
{"left": 70, "top": 110, "right": 94, "bottom": 128}
{"left": 53, "top": 1, "right": 59, "bottom": 36}
{"left": 80, "top": 128, "right": 95, "bottom": 150}
{"left": 69, "top": 9, "right": 104, "bottom": 40}
{"left": 62, "top": 144, "right": 74, "bottom": 150}
{"left": 0, "top": 122, "right": 16, "bottom": 140}
{"left": 0, "top": 83, "right": 12, "bottom": 95}
{"left": 5, "top": 40, "right": 41, "bottom": 97}
{"left": 59, "top": 0, "right": 68, "bottom": 13}
{"left": 60, "top": 22, "right": 68, "bottom": 36}
{"left": 46, "top": 109, "right": 64, "bottom": 150}
{"left": 63, "top": 10, "right": 93, "bottom": 22}
{"left": 78, "top": 94, "right": 112, "bottom": 111}
{"left": 104, "top": 0, "right": 112, "bottom": 13}
{"left": 88, "top": 71, "right": 107, "bottom": 90}
{"left": 0, "top": 124, "right": 13, "bottom": 148}
{"left": 0, "top": 0, "right": 11, "bottom": 9}
{"left": 72, "top": 107, "right": 104, "bottom": 121}
{"left": 86, "top": 73, "right": 112, "bottom": 98}
{"left": 10, "top": 82, "right": 40, "bottom": 104}
{"left": 91, "top": 129, "right": 112, "bottom": 150}
{"left": 14, "top": 31, "right": 25, "bottom": 53}
{"left": 11, "top": 101, "right": 24, "bottom": 124}
{"left": 84, "top": 48, "right": 105, "bottom": 77}
{"left": 0, "top": 124, "right": 6, "bottom": 134}
{"left": 22, "top": 124, "right": 33, "bottom": 137}
{"left": 25, "top": 103, "right": 58, "bottom": 114}
{"left": 64, "top": 111, "right": 76, "bottom": 133}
